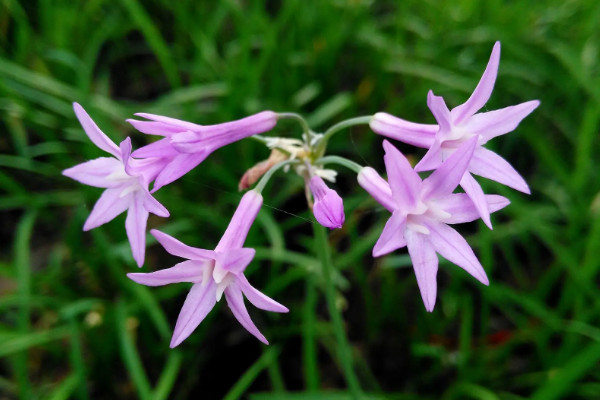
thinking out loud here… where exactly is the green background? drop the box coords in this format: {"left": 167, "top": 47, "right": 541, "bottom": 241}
{"left": 1, "top": 1, "right": 599, "bottom": 399}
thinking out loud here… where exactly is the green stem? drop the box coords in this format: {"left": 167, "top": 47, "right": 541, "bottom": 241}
{"left": 303, "top": 278, "right": 319, "bottom": 391}
{"left": 277, "top": 112, "right": 311, "bottom": 136}
{"left": 316, "top": 116, "right": 372, "bottom": 157}
{"left": 312, "top": 224, "right": 363, "bottom": 398}
{"left": 316, "top": 155, "right": 363, "bottom": 174}
{"left": 254, "top": 159, "right": 299, "bottom": 193}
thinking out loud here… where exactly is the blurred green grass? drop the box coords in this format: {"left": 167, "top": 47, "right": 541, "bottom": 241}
{"left": 1, "top": 0, "right": 600, "bottom": 399}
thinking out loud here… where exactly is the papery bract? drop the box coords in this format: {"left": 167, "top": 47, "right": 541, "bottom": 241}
{"left": 370, "top": 41, "right": 538, "bottom": 228}
{"left": 358, "top": 138, "right": 510, "bottom": 311}
{"left": 309, "top": 176, "right": 345, "bottom": 229}
{"left": 62, "top": 103, "right": 169, "bottom": 267}
{"left": 128, "top": 112, "right": 278, "bottom": 191}
{"left": 127, "top": 190, "right": 288, "bottom": 347}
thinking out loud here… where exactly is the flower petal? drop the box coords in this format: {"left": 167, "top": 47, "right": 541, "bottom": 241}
{"left": 382, "top": 140, "right": 421, "bottom": 210}
{"left": 142, "top": 192, "right": 170, "bottom": 218}
{"left": 414, "top": 139, "right": 443, "bottom": 172}
{"left": 62, "top": 157, "right": 122, "bottom": 188}
{"left": 357, "top": 167, "right": 395, "bottom": 212}
{"left": 425, "top": 221, "right": 489, "bottom": 285}
{"left": 422, "top": 137, "right": 477, "bottom": 200}
{"left": 373, "top": 211, "right": 407, "bottom": 257}
{"left": 459, "top": 172, "right": 491, "bottom": 229}
{"left": 465, "top": 100, "right": 540, "bottom": 143}
{"left": 214, "top": 248, "right": 255, "bottom": 281}
{"left": 151, "top": 230, "right": 215, "bottom": 260}
{"left": 451, "top": 41, "right": 500, "bottom": 124}
{"left": 125, "top": 193, "right": 149, "bottom": 267}
{"left": 370, "top": 112, "right": 437, "bottom": 148}
{"left": 134, "top": 113, "right": 204, "bottom": 132}
{"left": 237, "top": 275, "right": 288, "bottom": 313}
{"left": 224, "top": 286, "right": 269, "bottom": 344}
{"left": 427, "top": 91, "right": 452, "bottom": 133}
{"left": 170, "top": 281, "right": 217, "bottom": 348}
{"left": 215, "top": 191, "right": 263, "bottom": 251}
{"left": 73, "top": 103, "right": 121, "bottom": 158}
{"left": 152, "top": 152, "right": 210, "bottom": 192}
{"left": 434, "top": 193, "right": 510, "bottom": 224}
{"left": 469, "top": 147, "right": 530, "bottom": 194}
{"left": 127, "top": 119, "right": 189, "bottom": 136}
{"left": 405, "top": 229, "right": 438, "bottom": 312}
{"left": 131, "top": 138, "right": 179, "bottom": 159}
{"left": 83, "top": 187, "right": 130, "bottom": 231}
{"left": 127, "top": 260, "right": 205, "bottom": 286}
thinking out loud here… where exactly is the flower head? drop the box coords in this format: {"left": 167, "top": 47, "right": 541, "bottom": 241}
{"left": 309, "top": 176, "right": 345, "bottom": 229}
{"left": 370, "top": 41, "right": 538, "bottom": 228}
{"left": 128, "top": 112, "right": 278, "bottom": 191}
{"left": 63, "top": 103, "right": 169, "bottom": 267}
{"left": 127, "top": 190, "right": 288, "bottom": 347}
{"left": 358, "top": 139, "right": 510, "bottom": 311}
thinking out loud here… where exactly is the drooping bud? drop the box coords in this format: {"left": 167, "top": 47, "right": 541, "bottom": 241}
{"left": 309, "top": 176, "right": 345, "bottom": 229}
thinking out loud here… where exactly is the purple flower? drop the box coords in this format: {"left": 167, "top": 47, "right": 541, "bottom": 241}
{"left": 358, "top": 138, "right": 510, "bottom": 311}
{"left": 370, "top": 41, "right": 539, "bottom": 228}
{"left": 309, "top": 176, "right": 345, "bottom": 229}
{"left": 127, "top": 190, "right": 288, "bottom": 347}
{"left": 63, "top": 103, "right": 169, "bottom": 267}
{"left": 128, "top": 111, "right": 278, "bottom": 191}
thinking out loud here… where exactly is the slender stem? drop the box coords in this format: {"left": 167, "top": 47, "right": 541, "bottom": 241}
{"left": 254, "top": 159, "right": 299, "bottom": 193}
{"left": 315, "top": 116, "right": 372, "bottom": 157}
{"left": 316, "top": 156, "right": 363, "bottom": 174}
{"left": 312, "top": 223, "right": 363, "bottom": 398}
{"left": 277, "top": 112, "right": 311, "bottom": 136}
{"left": 249, "top": 134, "right": 269, "bottom": 144}
{"left": 303, "top": 278, "right": 320, "bottom": 391}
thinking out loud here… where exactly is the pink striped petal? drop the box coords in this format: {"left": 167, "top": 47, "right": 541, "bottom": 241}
{"left": 470, "top": 147, "right": 530, "bottom": 194}
{"left": 405, "top": 229, "right": 438, "bottom": 312}
{"left": 83, "top": 187, "right": 130, "bottom": 231}
{"left": 215, "top": 191, "right": 263, "bottom": 251}
{"left": 459, "top": 172, "right": 491, "bottom": 229}
{"left": 142, "top": 192, "right": 170, "bottom": 218}
{"left": 357, "top": 167, "right": 395, "bottom": 212}
{"left": 426, "top": 221, "right": 489, "bottom": 285}
{"left": 134, "top": 113, "right": 204, "bottom": 132}
{"left": 427, "top": 91, "right": 452, "bottom": 133}
{"left": 370, "top": 112, "right": 437, "bottom": 148}
{"left": 451, "top": 42, "right": 500, "bottom": 124}
{"left": 464, "top": 100, "right": 540, "bottom": 143}
{"left": 225, "top": 286, "right": 268, "bottom": 344}
{"left": 373, "top": 211, "right": 407, "bottom": 257}
{"left": 434, "top": 193, "right": 510, "bottom": 224}
{"left": 150, "top": 230, "right": 215, "bottom": 260}
{"left": 382, "top": 140, "right": 421, "bottom": 210}
{"left": 422, "top": 137, "right": 477, "bottom": 200}
{"left": 127, "top": 119, "right": 189, "bottom": 136}
{"left": 131, "top": 138, "right": 179, "bottom": 159}
{"left": 125, "top": 193, "right": 149, "bottom": 267}
{"left": 152, "top": 152, "right": 210, "bottom": 192}
{"left": 127, "top": 260, "right": 204, "bottom": 286}
{"left": 62, "top": 157, "right": 122, "bottom": 188}
{"left": 170, "top": 281, "right": 217, "bottom": 348}
{"left": 236, "top": 275, "right": 288, "bottom": 313}
{"left": 73, "top": 103, "right": 121, "bottom": 158}
{"left": 414, "top": 139, "right": 443, "bottom": 172}
{"left": 214, "top": 248, "right": 255, "bottom": 277}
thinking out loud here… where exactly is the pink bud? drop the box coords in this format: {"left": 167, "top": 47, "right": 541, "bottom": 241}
{"left": 309, "top": 176, "right": 345, "bottom": 229}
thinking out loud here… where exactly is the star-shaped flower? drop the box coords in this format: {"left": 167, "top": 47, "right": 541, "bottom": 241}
{"left": 370, "top": 41, "right": 539, "bottom": 228}
{"left": 63, "top": 103, "right": 169, "bottom": 267}
{"left": 128, "top": 111, "right": 278, "bottom": 191}
{"left": 358, "top": 138, "right": 510, "bottom": 311}
{"left": 127, "top": 190, "right": 288, "bottom": 347}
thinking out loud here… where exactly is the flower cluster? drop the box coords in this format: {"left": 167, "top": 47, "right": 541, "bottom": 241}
{"left": 63, "top": 41, "right": 538, "bottom": 346}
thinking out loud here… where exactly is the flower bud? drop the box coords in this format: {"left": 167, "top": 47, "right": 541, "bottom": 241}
{"left": 309, "top": 176, "right": 345, "bottom": 229}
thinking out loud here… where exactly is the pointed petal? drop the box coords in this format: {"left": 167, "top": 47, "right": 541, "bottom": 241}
{"left": 225, "top": 286, "right": 269, "bottom": 344}
{"left": 451, "top": 41, "right": 501, "bottom": 124}
{"left": 215, "top": 248, "right": 255, "bottom": 276}
{"left": 237, "top": 275, "right": 288, "bottom": 313}
{"left": 460, "top": 172, "right": 491, "bottom": 229}
{"left": 73, "top": 103, "right": 121, "bottom": 158}
{"left": 382, "top": 140, "right": 421, "bottom": 210}
{"left": 152, "top": 152, "right": 210, "bottom": 191}
{"left": 134, "top": 113, "right": 204, "bottom": 132}
{"left": 427, "top": 91, "right": 452, "bottom": 132}
{"left": 127, "top": 119, "right": 189, "bottom": 136}
{"left": 405, "top": 229, "right": 438, "bottom": 312}
{"left": 150, "top": 230, "right": 215, "bottom": 260}
{"left": 62, "top": 157, "right": 122, "bottom": 188}
{"left": 422, "top": 137, "right": 477, "bottom": 199}
{"left": 373, "top": 211, "right": 407, "bottom": 257}
{"left": 142, "top": 192, "right": 170, "bottom": 217}
{"left": 414, "top": 139, "right": 443, "bottom": 172}
{"left": 127, "top": 260, "right": 205, "bottom": 286}
{"left": 370, "top": 112, "right": 437, "bottom": 148}
{"left": 125, "top": 193, "right": 149, "bottom": 267}
{"left": 470, "top": 147, "right": 530, "bottom": 194}
{"left": 215, "top": 191, "right": 263, "bottom": 251}
{"left": 119, "top": 137, "right": 135, "bottom": 176}
{"left": 83, "top": 188, "right": 130, "bottom": 231}
{"left": 464, "top": 100, "right": 540, "bottom": 142}
{"left": 426, "top": 221, "right": 489, "bottom": 285}
{"left": 434, "top": 193, "right": 510, "bottom": 224}
{"left": 131, "top": 138, "right": 179, "bottom": 159}
{"left": 357, "top": 167, "right": 395, "bottom": 212}
{"left": 170, "top": 281, "right": 217, "bottom": 348}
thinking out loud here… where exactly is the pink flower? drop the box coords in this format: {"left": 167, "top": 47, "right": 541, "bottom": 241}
{"left": 309, "top": 176, "right": 345, "bottom": 229}
{"left": 128, "top": 112, "right": 278, "bottom": 191}
{"left": 63, "top": 103, "right": 169, "bottom": 267}
{"left": 127, "top": 190, "right": 288, "bottom": 347}
{"left": 370, "top": 41, "right": 539, "bottom": 228}
{"left": 358, "top": 138, "right": 510, "bottom": 311}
